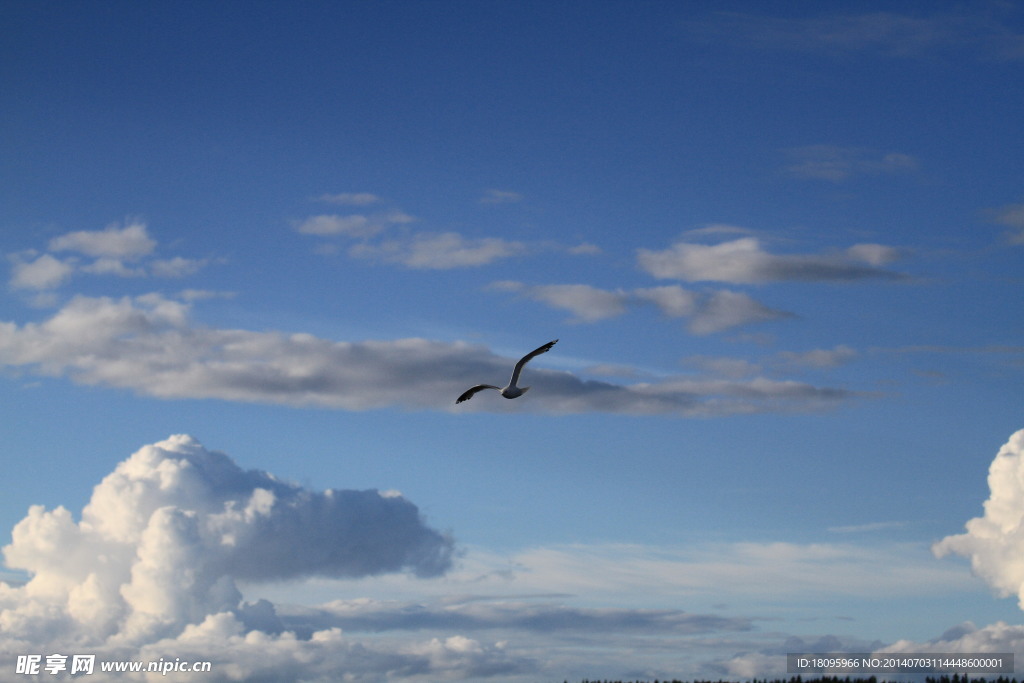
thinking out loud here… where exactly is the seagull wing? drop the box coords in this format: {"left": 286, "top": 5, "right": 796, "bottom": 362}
{"left": 456, "top": 384, "right": 501, "bottom": 404}
{"left": 508, "top": 339, "right": 558, "bottom": 387}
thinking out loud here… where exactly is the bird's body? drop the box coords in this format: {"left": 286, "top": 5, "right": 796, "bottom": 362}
{"left": 456, "top": 339, "right": 558, "bottom": 404}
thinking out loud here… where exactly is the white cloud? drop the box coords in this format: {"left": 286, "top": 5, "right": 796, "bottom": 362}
{"left": 49, "top": 221, "right": 156, "bottom": 259}
{"left": 150, "top": 256, "right": 209, "bottom": 278}
{"left": 933, "top": 429, "right": 1024, "bottom": 607}
{"left": 238, "top": 538, "right": 973, "bottom": 680}
{"left": 633, "top": 285, "right": 699, "bottom": 318}
{"left": 293, "top": 214, "right": 385, "bottom": 238}
{"left": 637, "top": 237, "right": 904, "bottom": 283}
{"left": 351, "top": 231, "right": 527, "bottom": 269}
{"left": 7, "top": 222, "right": 211, "bottom": 291}
{"left": 567, "top": 242, "right": 602, "bottom": 255}
{"left": 496, "top": 281, "right": 780, "bottom": 335}
{"left": 993, "top": 203, "right": 1024, "bottom": 245}
{"left": 9, "top": 253, "right": 75, "bottom": 290}
{"left": 0, "top": 293, "right": 857, "bottom": 416}
{"left": 480, "top": 189, "right": 523, "bottom": 204}
{"left": 688, "top": 290, "right": 792, "bottom": 335}
{"left": 682, "top": 10, "right": 1024, "bottom": 61}
{"left": 775, "top": 345, "right": 858, "bottom": 369}
{"left": 316, "top": 192, "right": 381, "bottom": 206}
{"left": 3, "top": 448, "right": 970, "bottom": 683}
{"left": 497, "top": 282, "right": 629, "bottom": 323}
{"left": 0, "top": 436, "right": 502, "bottom": 680}
{"left": 783, "top": 145, "right": 918, "bottom": 182}
{"left": 845, "top": 242, "right": 903, "bottom": 265}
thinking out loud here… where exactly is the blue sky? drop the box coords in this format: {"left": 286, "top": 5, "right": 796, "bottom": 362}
{"left": 1, "top": 1, "right": 1024, "bottom": 681}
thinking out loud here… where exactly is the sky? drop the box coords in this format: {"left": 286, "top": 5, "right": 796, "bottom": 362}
{"left": 1, "top": 0, "right": 1023, "bottom": 680}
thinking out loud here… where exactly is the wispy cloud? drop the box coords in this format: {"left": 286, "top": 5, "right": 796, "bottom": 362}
{"left": 783, "top": 145, "right": 919, "bottom": 182}
{"left": 492, "top": 282, "right": 630, "bottom": 323}
{"left": 637, "top": 237, "right": 904, "bottom": 284}
{"left": 315, "top": 191, "right": 382, "bottom": 206}
{"left": 479, "top": 189, "right": 523, "bottom": 205}
{"left": 351, "top": 231, "right": 528, "bottom": 269}
{"left": 0, "top": 293, "right": 855, "bottom": 416}
{"left": 991, "top": 203, "right": 1024, "bottom": 244}
{"left": 828, "top": 520, "right": 907, "bottom": 534}
{"left": 494, "top": 281, "right": 788, "bottom": 334}
{"left": 689, "top": 290, "right": 793, "bottom": 335}
{"left": 776, "top": 345, "right": 859, "bottom": 370}
{"left": 682, "top": 10, "right": 1024, "bottom": 61}
{"left": 295, "top": 194, "right": 540, "bottom": 270}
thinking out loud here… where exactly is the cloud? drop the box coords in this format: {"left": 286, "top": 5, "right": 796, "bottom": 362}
{"left": 783, "top": 145, "right": 919, "bottom": 182}
{"left": 682, "top": 10, "right": 1024, "bottom": 61}
{"left": 8, "top": 253, "right": 75, "bottom": 290}
{"left": 0, "top": 293, "right": 857, "bottom": 416}
{"left": 827, "top": 521, "right": 907, "bottom": 534}
{"left": 632, "top": 285, "right": 699, "bottom": 318}
{"left": 479, "top": 189, "right": 523, "bottom": 205}
{"left": 287, "top": 597, "right": 752, "bottom": 636}
{"left": 6, "top": 222, "right": 210, "bottom": 292}
{"left": 49, "top": 221, "right": 156, "bottom": 259}
{"left": 933, "top": 429, "right": 1024, "bottom": 607}
{"left": 293, "top": 209, "right": 417, "bottom": 239}
{"left": 495, "top": 281, "right": 782, "bottom": 334}
{"left": 637, "top": 237, "right": 904, "bottom": 283}
{"left": 0, "top": 437, "right": 549, "bottom": 681}
{"left": 775, "top": 345, "right": 859, "bottom": 369}
{"left": 688, "top": 290, "right": 792, "bottom": 334}
{"left": 992, "top": 203, "right": 1024, "bottom": 245}
{"left": 293, "top": 214, "right": 386, "bottom": 238}
{"left": 0, "top": 435, "right": 451, "bottom": 637}
{"left": 239, "top": 538, "right": 972, "bottom": 680}
{"left": 351, "top": 231, "right": 527, "bottom": 269}
{"left": 316, "top": 192, "right": 381, "bottom": 206}
{"left": 493, "top": 282, "right": 629, "bottom": 323}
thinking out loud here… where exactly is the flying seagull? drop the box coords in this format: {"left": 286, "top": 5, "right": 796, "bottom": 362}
{"left": 456, "top": 339, "right": 558, "bottom": 404}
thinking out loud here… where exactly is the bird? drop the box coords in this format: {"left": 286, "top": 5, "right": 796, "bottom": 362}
{"left": 456, "top": 339, "right": 558, "bottom": 404}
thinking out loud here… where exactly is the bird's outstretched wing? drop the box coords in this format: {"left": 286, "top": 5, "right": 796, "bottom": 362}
{"left": 456, "top": 384, "right": 501, "bottom": 404}
{"left": 509, "top": 339, "right": 558, "bottom": 387}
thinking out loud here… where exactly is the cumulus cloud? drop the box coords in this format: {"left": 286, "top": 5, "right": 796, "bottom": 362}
{"left": 933, "top": 429, "right": 1024, "bottom": 607}
{"left": 0, "top": 435, "right": 465, "bottom": 678}
{"left": 241, "top": 538, "right": 969, "bottom": 680}
{"left": 0, "top": 293, "right": 855, "bottom": 416}
{"left": 6, "top": 222, "right": 210, "bottom": 292}
{"left": 637, "top": 237, "right": 904, "bottom": 283}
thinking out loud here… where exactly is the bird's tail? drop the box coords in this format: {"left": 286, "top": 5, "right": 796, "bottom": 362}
{"left": 520, "top": 386, "right": 531, "bottom": 394}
